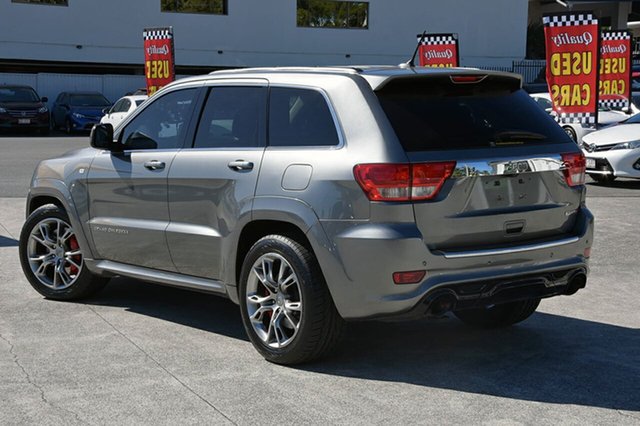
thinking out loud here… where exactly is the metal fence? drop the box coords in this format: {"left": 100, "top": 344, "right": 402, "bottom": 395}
{"left": 475, "top": 60, "right": 546, "bottom": 84}
{"left": 0, "top": 72, "right": 189, "bottom": 109}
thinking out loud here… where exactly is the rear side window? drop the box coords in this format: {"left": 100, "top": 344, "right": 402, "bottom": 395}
{"left": 194, "top": 86, "right": 267, "bottom": 149}
{"left": 376, "top": 76, "right": 570, "bottom": 151}
{"left": 269, "top": 88, "right": 339, "bottom": 147}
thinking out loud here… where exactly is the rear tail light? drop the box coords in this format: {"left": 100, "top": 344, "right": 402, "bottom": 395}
{"left": 354, "top": 162, "right": 456, "bottom": 202}
{"left": 561, "top": 153, "right": 586, "bottom": 187}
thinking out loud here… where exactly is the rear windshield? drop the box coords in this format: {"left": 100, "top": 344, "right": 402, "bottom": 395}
{"left": 376, "top": 76, "right": 570, "bottom": 151}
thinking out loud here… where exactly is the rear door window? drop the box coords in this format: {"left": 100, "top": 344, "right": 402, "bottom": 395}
{"left": 376, "top": 76, "right": 570, "bottom": 151}
{"left": 193, "top": 86, "right": 267, "bottom": 149}
{"left": 268, "top": 87, "right": 340, "bottom": 147}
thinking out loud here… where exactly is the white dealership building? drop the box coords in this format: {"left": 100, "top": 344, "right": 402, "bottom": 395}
{"left": 1, "top": 0, "right": 634, "bottom": 104}
{"left": 1, "top": 0, "right": 528, "bottom": 72}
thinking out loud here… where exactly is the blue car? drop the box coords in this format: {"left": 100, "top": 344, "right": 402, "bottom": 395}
{"left": 52, "top": 92, "right": 111, "bottom": 133}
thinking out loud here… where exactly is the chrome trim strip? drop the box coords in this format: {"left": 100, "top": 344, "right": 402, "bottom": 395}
{"left": 439, "top": 236, "right": 580, "bottom": 259}
{"left": 585, "top": 170, "right": 613, "bottom": 175}
{"left": 452, "top": 154, "right": 565, "bottom": 178}
{"left": 94, "top": 260, "right": 227, "bottom": 294}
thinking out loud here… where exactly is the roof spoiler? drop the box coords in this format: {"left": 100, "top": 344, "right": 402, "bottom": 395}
{"left": 365, "top": 70, "right": 523, "bottom": 92}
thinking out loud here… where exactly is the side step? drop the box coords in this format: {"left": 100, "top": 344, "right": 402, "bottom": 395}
{"left": 87, "top": 259, "right": 228, "bottom": 296}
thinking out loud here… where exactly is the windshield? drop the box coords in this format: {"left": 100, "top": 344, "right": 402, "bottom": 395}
{"left": 0, "top": 87, "right": 39, "bottom": 103}
{"left": 620, "top": 112, "right": 640, "bottom": 124}
{"left": 376, "top": 77, "right": 570, "bottom": 151}
{"left": 69, "top": 94, "right": 110, "bottom": 107}
{"left": 135, "top": 100, "right": 145, "bottom": 106}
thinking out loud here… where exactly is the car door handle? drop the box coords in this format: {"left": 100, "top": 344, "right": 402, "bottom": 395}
{"left": 228, "top": 160, "right": 254, "bottom": 171}
{"left": 144, "top": 160, "right": 165, "bottom": 171}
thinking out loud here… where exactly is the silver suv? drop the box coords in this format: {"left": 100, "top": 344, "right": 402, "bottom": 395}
{"left": 19, "top": 66, "right": 594, "bottom": 364}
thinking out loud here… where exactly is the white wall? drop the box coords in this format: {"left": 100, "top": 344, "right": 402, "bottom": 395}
{"left": 0, "top": 0, "right": 528, "bottom": 68}
{"left": 0, "top": 73, "right": 146, "bottom": 108}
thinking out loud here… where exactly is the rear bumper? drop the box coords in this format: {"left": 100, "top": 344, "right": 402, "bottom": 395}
{"left": 315, "top": 206, "right": 594, "bottom": 320}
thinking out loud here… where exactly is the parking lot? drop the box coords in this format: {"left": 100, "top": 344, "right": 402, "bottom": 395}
{"left": 0, "top": 135, "right": 639, "bottom": 424}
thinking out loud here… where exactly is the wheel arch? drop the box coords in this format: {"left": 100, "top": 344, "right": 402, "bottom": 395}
{"left": 27, "top": 195, "right": 65, "bottom": 215}
{"left": 227, "top": 197, "right": 349, "bottom": 314}
{"left": 27, "top": 182, "right": 96, "bottom": 259}
{"left": 235, "top": 220, "right": 314, "bottom": 288}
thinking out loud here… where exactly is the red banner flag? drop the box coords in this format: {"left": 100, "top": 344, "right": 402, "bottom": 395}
{"left": 417, "top": 34, "right": 459, "bottom": 68}
{"left": 599, "top": 30, "right": 631, "bottom": 110}
{"left": 143, "top": 27, "right": 176, "bottom": 96}
{"left": 543, "top": 13, "right": 599, "bottom": 125}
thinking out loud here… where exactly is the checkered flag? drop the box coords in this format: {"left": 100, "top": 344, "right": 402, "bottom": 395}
{"left": 543, "top": 13, "right": 597, "bottom": 27}
{"left": 418, "top": 34, "right": 457, "bottom": 46}
{"left": 556, "top": 112, "right": 596, "bottom": 125}
{"left": 143, "top": 27, "right": 173, "bottom": 41}
{"left": 601, "top": 31, "right": 630, "bottom": 41}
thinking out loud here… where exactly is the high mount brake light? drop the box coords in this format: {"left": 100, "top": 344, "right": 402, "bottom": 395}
{"left": 353, "top": 162, "right": 456, "bottom": 202}
{"left": 450, "top": 75, "right": 486, "bottom": 84}
{"left": 561, "top": 153, "right": 586, "bottom": 187}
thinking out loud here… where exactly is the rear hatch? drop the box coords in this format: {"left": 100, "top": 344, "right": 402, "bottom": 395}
{"left": 375, "top": 73, "right": 585, "bottom": 252}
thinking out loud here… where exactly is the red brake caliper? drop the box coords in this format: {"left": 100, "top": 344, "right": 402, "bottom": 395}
{"left": 68, "top": 236, "right": 80, "bottom": 275}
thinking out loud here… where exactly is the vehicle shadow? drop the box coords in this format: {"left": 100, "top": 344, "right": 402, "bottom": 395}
{"left": 84, "top": 276, "right": 248, "bottom": 341}
{"left": 305, "top": 313, "right": 640, "bottom": 412}
{"left": 0, "top": 235, "right": 18, "bottom": 247}
{"left": 85, "top": 278, "right": 639, "bottom": 412}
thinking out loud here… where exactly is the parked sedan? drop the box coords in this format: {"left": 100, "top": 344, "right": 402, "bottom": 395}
{"left": 581, "top": 114, "right": 640, "bottom": 184}
{"left": 100, "top": 95, "right": 147, "bottom": 129}
{"left": 530, "top": 92, "right": 629, "bottom": 143}
{"left": 0, "top": 85, "right": 50, "bottom": 134}
{"left": 52, "top": 92, "right": 111, "bottom": 133}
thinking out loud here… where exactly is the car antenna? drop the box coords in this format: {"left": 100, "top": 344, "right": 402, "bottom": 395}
{"left": 402, "top": 30, "right": 427, "bottom": 68}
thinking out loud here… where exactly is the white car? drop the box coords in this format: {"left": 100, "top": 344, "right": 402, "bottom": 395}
{"left": 581, "top": 114, "right": 640, "bottom": 184}
{"left": 100, "top": 95, "right": 147, "bottom": 128}
{"left": 529, "top": 92, "right": 629, "bottom": 143}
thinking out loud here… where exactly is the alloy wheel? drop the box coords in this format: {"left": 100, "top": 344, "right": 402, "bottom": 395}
{"left": 26, "top": 218, "right": 83, "bottom": 290}
{"left": 245, "top": 253, "right": 303, "bottom": 348}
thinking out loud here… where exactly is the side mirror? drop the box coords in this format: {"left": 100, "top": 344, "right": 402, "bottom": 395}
{"left": 90, "top": 123, "right": 119, "bottom": 151}
{"left": 102, "top": 107, "right": 110, "bottom": 115}
{"left": 41, "top": 97, "right": 48, "bottom": 103}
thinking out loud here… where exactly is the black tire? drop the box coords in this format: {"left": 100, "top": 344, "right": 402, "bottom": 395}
{"left": 19, "top": 205, "right": 107, "bottom": 300}
{"left": 454, "top": 298, "right": 540, "bottom": 328}
{"left": 239, "top": 235, "right": 344, "bottom": 365}
{"left": 562, "top": 126, "right": 577, "bottom": 142}
{"left": 589, "top": 174, "right": 616, "bottom": 185}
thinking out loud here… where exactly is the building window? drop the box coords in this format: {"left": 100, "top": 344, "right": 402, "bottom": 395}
{"left": 161, "top": 0, "right": 227, "bottom": 15}
{"left": 297, "top": 0, "right": 368, "bottom": 29}
{"left": 11, "top": 0, "right": 68, "bottom": 5}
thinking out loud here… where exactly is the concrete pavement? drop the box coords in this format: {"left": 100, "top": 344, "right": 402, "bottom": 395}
{"left": 1, "top": 194, "right": 639, "bottom": 424}
{"left": 0, "top": 135, "right": 639, "bottom": 424}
